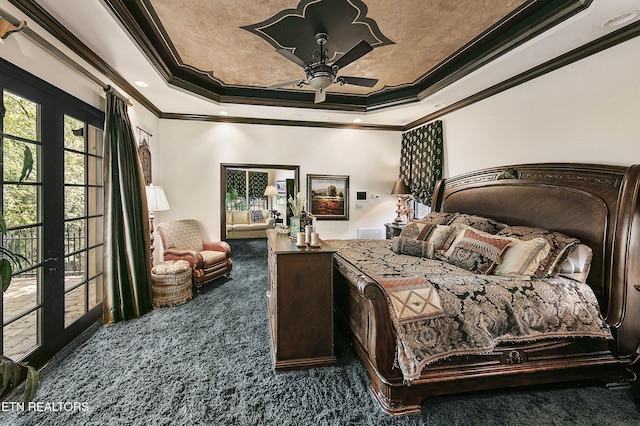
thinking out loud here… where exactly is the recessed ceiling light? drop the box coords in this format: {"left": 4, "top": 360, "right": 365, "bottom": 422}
{"left": 353, "top": 118, "right": 362, "bottom": 123}
{"left": 601, "top": 11, "right": 639, "bottom": 28}
{"left": 219, "top": 111, "right": 229, "bottom": 115}
{"left": 134, "top": 81, "right": 148, "bottom": 88}
{"left": 434, "top": 103, "right": 447, "bottom": 109}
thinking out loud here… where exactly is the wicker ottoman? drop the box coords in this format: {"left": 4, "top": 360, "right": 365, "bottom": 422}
{"left": 151, "top": 260, "right": 193, "bottom": 308}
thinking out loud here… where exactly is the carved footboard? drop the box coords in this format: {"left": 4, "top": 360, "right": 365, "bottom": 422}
{"left": 333, "top": 256, "right": 398, "bottom": 377}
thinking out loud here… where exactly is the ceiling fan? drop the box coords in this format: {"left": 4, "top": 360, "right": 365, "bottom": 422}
{"left": 269, "top": 33, "right": 378, "bottom": 103}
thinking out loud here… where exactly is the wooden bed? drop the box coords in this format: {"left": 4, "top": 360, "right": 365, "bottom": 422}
{"left": 332, "top": 163, "right": 640, "bottom": 415}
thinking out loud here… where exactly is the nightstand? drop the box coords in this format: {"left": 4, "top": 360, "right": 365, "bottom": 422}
{"left": 384, "top": 223, "right": 405, "bottom": 239}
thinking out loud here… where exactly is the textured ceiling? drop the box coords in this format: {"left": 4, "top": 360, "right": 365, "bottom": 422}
{"left": 101, "top": 0, "right": 593, "bottom": 110}
{"left": 149, "top": 0, "right": 525, "bottom": 95}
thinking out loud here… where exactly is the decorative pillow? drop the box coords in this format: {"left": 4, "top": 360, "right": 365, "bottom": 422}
{"left": 425, "top": 224, "right": 457, "bottom": 252}
{"left": 250, "top": 210, "right": 264, "bottom": 223}
{"left": 448, "top": 214, "right": 507, "bottom": 235}
{"left": 496, "top": 226, "right": 579, "bottom": 278}
{"left": 492, "top": 237, "right": 550, "bottom": 278}
{"left": 445, "top": 228, "right": 512, "bottom": 274}
{"left": 558, "top": 244, "right": 593, "bottom": 283}
{"left": 399, "top": 220, "right": 435, "bottom": 241}
{"left": 421, "top": 211, "right": 459, "bottom": 225}
{"left": 391, "top": 237, "right": 433, "bottom": 258}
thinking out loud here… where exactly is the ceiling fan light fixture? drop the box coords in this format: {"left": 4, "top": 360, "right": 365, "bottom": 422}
{"left": 271, "top": 32, "right": 376, "bottom": 103}
{"left": 308, "top": 74, "right": 334, "bottom": 90}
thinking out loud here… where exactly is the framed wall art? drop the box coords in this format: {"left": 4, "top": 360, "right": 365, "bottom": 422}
{"left": 307, "top": 174, "right": 349, "bottom": 220}
{"left": 137, "top": 127, "right": 152, "bottom": 185}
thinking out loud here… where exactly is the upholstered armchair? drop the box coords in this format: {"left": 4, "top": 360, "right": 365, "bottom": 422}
{"left": 157, "top": 220, "right": 232, "bottom": 292}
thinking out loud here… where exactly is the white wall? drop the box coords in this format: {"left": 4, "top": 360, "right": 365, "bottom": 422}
{"left": 6, "top": 6, "right": 639, "bottom": 247}
{"left": 152, "top": 120, "right": 402, "bottom": 241}
{"left": 436, "top": 35, "right": 640, "bottom": 177}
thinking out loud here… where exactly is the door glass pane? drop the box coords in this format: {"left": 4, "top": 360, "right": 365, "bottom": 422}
{"left": 2, "top": 137, "right": 39, "bottom": 183}
{"left": 87, "top": 246, "right": 103, "bottom": 277}
{"left": 3, "top": 184, "right": 38, "bottom": 226}
{"left": 88, "top": 276, "right": 103, "bottom": 310}
{"left": 64, "top": 284, "right": 85, "bottom": 327}
{"left": 3, "top": 309, "right": 40, "bottom": 361}
{"left": 87, "top": 125, "right": 103, "bottom": 157}
{"left": 64, "top": 151, "right": 86, "bottom": 185}
{"left": 3, "top": 268, "right": 40, "bottom": 323}
{"left": 87, "top": 187, "right": 102, "bottom": 216}
{"left": 64, "top": 219, "right": 86, "bottom": 255}
{"left": 87, "top": 217, "right": 103, "bottom": 246}
{"left": 64, "top": 186, "right": 86, "bottom": 219}
{"left": 64, "top": 116, "right": 85, "bottom": 151}
{"left": 2, "top": 91, "right": 38, "bottom": 140}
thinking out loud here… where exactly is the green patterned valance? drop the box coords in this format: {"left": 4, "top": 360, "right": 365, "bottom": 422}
{"left": 399, "top": 121, "right": 443, "bottom": 206}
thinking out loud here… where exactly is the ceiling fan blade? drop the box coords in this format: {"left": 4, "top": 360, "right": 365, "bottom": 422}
{"left": 276, "top": 48, "right": 308, "bottom": 68}
{"left": 268, "top": 80, "right": 305, "bottom": 89}
{"left": 340, "top": 76, "right": 378, "bottom": 88}
{"left": 332, "top": 40, "right": 373, "bottom": 70}
{"left": 314, "top": 88, "right": 326, "bottom": 104}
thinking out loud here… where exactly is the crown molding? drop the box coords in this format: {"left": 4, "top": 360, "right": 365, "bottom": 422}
{"left": 9, "top": 0, "right": 639, "bottom": 133}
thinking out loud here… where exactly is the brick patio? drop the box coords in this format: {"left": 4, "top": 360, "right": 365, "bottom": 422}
{"left": 3, "top": 275, "right": 90, "bottom": 360}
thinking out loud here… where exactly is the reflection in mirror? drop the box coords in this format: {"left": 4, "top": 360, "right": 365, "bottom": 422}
{"left": 220, "top": 164, "right": 299, "bottom": 240}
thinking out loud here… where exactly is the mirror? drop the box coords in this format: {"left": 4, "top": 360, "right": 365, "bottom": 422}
{"left": 220, "top": 163, "right": 300, "bottom": 240}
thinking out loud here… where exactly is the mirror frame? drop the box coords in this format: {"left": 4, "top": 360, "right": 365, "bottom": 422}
{"left": 220, "top": 163, "right": 300, "bottom": 240}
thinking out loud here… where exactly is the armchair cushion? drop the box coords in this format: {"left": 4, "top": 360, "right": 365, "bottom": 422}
{"left": 201, "top": 250, "right": 228, "bottom": 266}
{"left": 159, "top": 219, "right": 203, "bottom": 252}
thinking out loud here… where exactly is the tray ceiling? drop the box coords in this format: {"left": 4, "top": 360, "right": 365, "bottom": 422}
{"left": 105, "top": 0, "right": 589, "bottom": 111}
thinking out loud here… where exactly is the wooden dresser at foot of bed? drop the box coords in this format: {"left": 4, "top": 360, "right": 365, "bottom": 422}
{"left": 266, "top": 229, "right": 336, "bottom": 369}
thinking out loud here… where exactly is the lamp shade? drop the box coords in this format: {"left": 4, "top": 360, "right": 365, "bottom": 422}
{"left": 264, "top": 185, "right": 279, "bottom": 197}
{"left": 146, "top": 185, "right": 170, "bottom": 212}
{"left": 391, "top": 180, "right": 410, "bottom": 195}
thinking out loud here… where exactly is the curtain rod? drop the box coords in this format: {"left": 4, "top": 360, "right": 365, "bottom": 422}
{"left": 136, "top": 126, "right": 152, "bottom": 137}
{"left": 1, "top": 7, "right": 133, "bottom": 106}
{"left": 104, "top": 85, "right": 133, "bottom": 106}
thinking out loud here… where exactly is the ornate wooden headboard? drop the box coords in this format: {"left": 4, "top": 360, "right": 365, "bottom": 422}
{"left": 431, "top": 163, "right": 640, "bottom": 359}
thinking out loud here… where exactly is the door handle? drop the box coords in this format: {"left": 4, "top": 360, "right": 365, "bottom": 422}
{"left": 44, "top": 257, "right": 58, "bottom": 272}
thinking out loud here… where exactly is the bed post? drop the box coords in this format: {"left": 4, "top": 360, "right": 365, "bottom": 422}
{"left": 611, "top": 164, "right": 640, "bottom": 363}
{"left": 431, "top": 179, "right": 446, "bottom": 211}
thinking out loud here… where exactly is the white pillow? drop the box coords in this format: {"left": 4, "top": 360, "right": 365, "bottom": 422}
{"left": 558, "top": 244, "right": 593, "bottom": 282}
{"left": 492, "top": 237, "right": 550, "bottom": 278}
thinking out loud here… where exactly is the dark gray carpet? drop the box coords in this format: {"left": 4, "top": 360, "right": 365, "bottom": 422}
{"left": 3, "top": 239, "right": 640, "bottom": 425}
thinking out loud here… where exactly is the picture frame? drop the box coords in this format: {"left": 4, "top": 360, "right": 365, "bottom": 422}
{"left": 138, "top": 139, "right": 152, "bottom": 186}
{"left": 307, "top": 174, "right": 349, "bottom": 220}
{"left": 275, "top": 180, "right": 286, "bottom": 194}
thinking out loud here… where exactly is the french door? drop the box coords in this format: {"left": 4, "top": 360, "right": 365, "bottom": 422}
{"left": 1, "top": 59, "right": 104, "bottom": 369}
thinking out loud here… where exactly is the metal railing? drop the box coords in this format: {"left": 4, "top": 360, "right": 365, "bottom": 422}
{"left": 2, "top": 227, "right": 85, "bottom": 276}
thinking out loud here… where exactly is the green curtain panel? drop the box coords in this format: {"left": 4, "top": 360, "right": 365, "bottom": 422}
{"left": 103, "top": 89, "right": 152, "bottom": 324}
{"left": 399, "top": 120, "right": 444, "bottom": 206}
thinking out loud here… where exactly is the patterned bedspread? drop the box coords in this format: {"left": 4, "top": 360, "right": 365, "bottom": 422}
{"left": 326, "top": 239, "right": 613, "bottom": 382}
